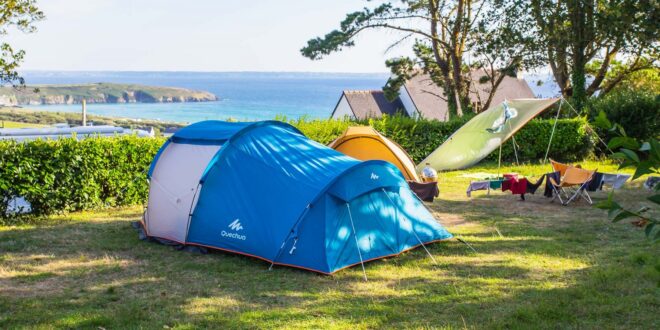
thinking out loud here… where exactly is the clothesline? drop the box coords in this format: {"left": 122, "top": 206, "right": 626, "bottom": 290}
{"left": 466, "top": 171, "right": 630, "bottom": 199}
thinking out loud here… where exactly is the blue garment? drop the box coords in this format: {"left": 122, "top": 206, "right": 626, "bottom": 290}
{"left": 149, "top": 120, "right": 453, "bottom": 274}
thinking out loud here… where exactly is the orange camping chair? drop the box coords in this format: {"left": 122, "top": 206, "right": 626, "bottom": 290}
{"left": 548, "top": 167, "right": 597, "bottom": 205}
{"left": 550, "top": 159, "right": 571, "bottom": 177}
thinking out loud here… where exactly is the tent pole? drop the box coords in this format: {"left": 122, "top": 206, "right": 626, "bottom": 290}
{"left": 511, "top": 135, "right": 520, "bottom": 166}
{"left": 382, "top": 188, "right": 438, "bottom": 266}
{"left": 497, "top": 143, "right": 503, "bottom": 179}
{"left": 183, "top": 183, "right": 202, "bottom": 243}
{"left": 269, "top": 204, "right": 311, "bottom": 271}
{"left": 543, "top": 98, "right": 563, "bottom": 164}
{"left": 346, "top": 203, "right": 368, "bottom": 281}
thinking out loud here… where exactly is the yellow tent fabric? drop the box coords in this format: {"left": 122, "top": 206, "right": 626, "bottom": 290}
{"left": 329, "top": 126, "right": 421, "bottom": 182}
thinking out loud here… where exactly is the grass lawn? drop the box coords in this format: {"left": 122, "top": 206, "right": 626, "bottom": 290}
{"left": 0, "top": 120, "right": 46, "bottom": 128}
{"left": 1, "top": 161, "right": 658, "bottom": 329}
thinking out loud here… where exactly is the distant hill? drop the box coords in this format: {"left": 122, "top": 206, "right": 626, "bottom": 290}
{"left": 0, "top": 83, "right": 218, "bottom": 106}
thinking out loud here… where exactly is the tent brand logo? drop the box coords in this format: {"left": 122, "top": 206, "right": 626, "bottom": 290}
{"left": 228, "top": 219, "right": 243, "bottom": 231}
{"left": 221, "top": 219, "right": 246, "bottom": 241}
{"left": 370, "top": 172, "right": 379, "bottom": 180}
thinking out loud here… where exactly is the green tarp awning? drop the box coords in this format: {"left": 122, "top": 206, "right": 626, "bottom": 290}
{"left": 418, "top": 98, "right": 559, "bottom": 171}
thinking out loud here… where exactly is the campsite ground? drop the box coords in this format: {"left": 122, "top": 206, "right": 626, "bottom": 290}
{"left": 1, "top": 161, "right": 658, "bottom": 329}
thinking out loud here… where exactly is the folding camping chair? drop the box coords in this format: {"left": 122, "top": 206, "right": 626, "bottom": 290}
{"left": 550, "top": 159, "right": 571, "bottom": 177}
{"left": 548, "top": 167, "right": 597, "bottom": 205}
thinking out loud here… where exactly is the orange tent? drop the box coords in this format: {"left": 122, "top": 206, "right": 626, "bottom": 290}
{"left": 329, "top": 126, "right": 421, "bottom": 182}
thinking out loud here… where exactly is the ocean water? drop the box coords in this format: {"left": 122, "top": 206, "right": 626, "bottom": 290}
{"left": 20, "top": 71, "right": 388, "bottom": 122}
{"left": 19, "top": 71, "right": 558, "bottom": 123}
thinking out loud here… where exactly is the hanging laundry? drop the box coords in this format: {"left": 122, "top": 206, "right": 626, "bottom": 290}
{"left": 467, "top": 181, "right": 490, "bottom": 197}
{"left": 586, "top": 172, "right": 604, "bottom": 191}
{"left": 489, "top": 179, "right": 503, "bottom": 189}
{"left": 502, "top": 178, "right": 528, "bottom": 194}
{"left": 526, "top": 175, "right": 545, "bottom": 194}
{"left": 601, "top": 173, "right": 631, "bottom": 189}
{"left": 544, "top": 171, "right": 561, "bottom": 197}
{"left": 502, "top": 177, "right": 528, "bottom": 200}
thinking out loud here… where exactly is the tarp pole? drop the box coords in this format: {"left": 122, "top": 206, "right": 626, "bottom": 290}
{"left": 504, "top": 117, "right": 519, "bottom": 166}
{"left": 346, "top": 203, "right": 368, "bottom": 281}
{"left": 497, "top": 143, "right": 503, "bottom": 179}
{"left": 543, "top": 98, "right": 563, "bottom": 164}
{"left": 511, "top": 134, "right": 520, "bottom": 165}
{"left": 382, "top": 188, "right": 438, "bottom": 266}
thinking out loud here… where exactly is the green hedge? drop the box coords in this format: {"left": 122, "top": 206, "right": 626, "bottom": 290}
{"left": 288, "top": 115, "right": 591, "bottom": 163}
{"left": 486, "top": 118, "right": 592, "bottom": 162}
{"left": 0, "top": 136, "right": 164, "bottom": 220}
{"left": 586, "top": 90, "right": 660, "bottom": 143}
{"left": 0, "top": 116, "right": 591, "bottom": 221}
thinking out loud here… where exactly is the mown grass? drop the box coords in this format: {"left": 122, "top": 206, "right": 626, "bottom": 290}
{"left": 1, "top": 161, "right": 658, "bottom": 329}
{"left": 0, "top": 120, "right": 46, "bottom": 128}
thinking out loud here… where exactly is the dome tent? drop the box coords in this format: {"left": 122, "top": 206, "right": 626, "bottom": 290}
{"left": 144, "top": 120, "right": 452, "bottom": 274}
{"left": 328, "top": 126, "right": 421, "bottom": 182}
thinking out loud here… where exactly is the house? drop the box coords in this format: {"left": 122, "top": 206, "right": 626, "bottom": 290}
{"left": 330, "top": 90, "right": 406, "bottom": 120}
{"left": 331, "top": 71, "right": 535, "bottom": 121}
{"left": 399, "top": 71, "right": 536, "bottom": 120}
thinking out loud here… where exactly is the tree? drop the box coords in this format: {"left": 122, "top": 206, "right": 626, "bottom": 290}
{"left": 587, "top": 59, "right": 660, "bottom": 95}
{"left": 301, "top": 1, "right": 539, "bottom": 118}
{"left": 0, "top": 0, "right": 44, "bottom": 87}
{"left": 527, "top": 0, "right": 659, "bottom": 110}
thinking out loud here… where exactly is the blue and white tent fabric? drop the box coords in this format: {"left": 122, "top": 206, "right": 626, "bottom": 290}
{"left": 144, "top": 120, "right": 452, "bottom": 274}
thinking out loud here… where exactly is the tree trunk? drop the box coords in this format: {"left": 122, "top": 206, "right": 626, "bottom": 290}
{"left": 429, "top": 0, "right": 461, "bottom": 119}
{"left": 568, "top": 0, "right": 593, "bottom": 111}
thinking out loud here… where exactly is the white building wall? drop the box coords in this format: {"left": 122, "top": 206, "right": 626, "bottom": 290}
{"left": 331, "top": 95, "right": 355, "bottom": 120}
{"left": 398, "top": 86, "right": 418, "bottom": 118}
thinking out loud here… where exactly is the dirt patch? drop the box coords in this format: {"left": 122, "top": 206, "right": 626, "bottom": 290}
{"left": 434, "top": 211, "right": 470, "bottom": 227}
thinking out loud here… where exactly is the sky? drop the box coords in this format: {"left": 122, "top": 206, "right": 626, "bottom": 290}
{"left": 7, "top": 0, "right": 413, "bottom": 73}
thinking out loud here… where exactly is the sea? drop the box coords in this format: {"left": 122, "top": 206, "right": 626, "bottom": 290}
{"left": 19, "top": 71, "right": 558, "bottom": 123}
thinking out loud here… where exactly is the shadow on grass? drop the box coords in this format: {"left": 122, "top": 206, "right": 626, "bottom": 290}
{"left": 0, "top": 195, "right": 657, "bottom": 329}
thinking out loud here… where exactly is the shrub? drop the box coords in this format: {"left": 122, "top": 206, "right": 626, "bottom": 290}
{"left": 0, "top": 135, "right": 164, "bottom": 221}
{"left": 487, "top": 118, "right": 593, "bottom": 163}
{"left": 286, "top": 115, "right": 590, "bottom": 163}
{"left": 586, "top": 90, "right": 660, "bottom": 143}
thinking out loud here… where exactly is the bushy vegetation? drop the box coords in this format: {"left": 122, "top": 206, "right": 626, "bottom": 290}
{"left": 0, "top": 116, "right": 591, "bottom": 221}
{"left": 0, "top": 135, "right": 164, "bottom": 222}
{"left": 490, "top": 118, "right": 592, "bottom": 162}
{"left": 287, "top": 115, "right": 591, "bottom": 163}
{"left": 586, "top": 90, "right": 660, "bottom": 143}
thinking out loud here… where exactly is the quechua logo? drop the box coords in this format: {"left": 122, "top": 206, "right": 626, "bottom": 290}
{"left": 221, "top": 218, "right": 246, "bottom": 240}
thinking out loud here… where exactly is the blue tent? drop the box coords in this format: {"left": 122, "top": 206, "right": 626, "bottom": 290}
{"left": 144, "top": 120, "right": 452, "bottom": 274}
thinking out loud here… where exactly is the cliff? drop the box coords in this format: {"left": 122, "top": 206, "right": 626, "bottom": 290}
{"left": 0, "top": 83, "right": 218, "bottom": 105}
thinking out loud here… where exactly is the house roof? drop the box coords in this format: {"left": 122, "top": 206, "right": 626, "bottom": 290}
{"left": 334, "top": 90, "right": 406, "bottom": 120}
{"left": 402, "top": 70, "right": 536, "bottom": 120}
